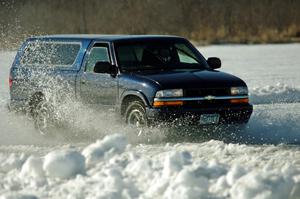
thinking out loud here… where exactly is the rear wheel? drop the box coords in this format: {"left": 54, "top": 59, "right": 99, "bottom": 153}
{"left": 125, "top": 100, "right": 148, "bottom": 134}
{"left": 29, "top": 94, "right": 52, "bottom": 135}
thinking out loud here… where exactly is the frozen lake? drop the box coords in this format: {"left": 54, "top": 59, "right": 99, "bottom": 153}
{"left": 0, "top": 44, "right": 300, "bottom": 198}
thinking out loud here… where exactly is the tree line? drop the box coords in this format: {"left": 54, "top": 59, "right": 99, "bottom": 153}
{"left": 1, "top": 0, "right": 300, "bottom": 49}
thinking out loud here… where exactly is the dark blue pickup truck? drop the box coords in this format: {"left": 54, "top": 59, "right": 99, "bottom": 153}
{"left": 9, "top": 35, "right": 253, "bottom": 130}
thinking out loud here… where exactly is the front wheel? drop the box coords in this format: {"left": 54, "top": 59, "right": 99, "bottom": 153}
{"left": 125, "top": 101, "right": 148, "bottom": 132}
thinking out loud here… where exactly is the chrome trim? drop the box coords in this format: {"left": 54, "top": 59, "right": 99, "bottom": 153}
{"left": 154, "top": 95, "right": 248, "bottom": 102}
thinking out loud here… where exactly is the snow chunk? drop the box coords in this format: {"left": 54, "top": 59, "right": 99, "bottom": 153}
{"left": 20, "top": 156, "right": 44, "bottom": 179}
{"left": 164, "top": 168, "right": 209, "bottom": 199}
{"left": 226, "top": 165, "right": 247, "bottom": 186}
{"left": 230, "top": 171, "right": 294, "bottom": 199}
{"left": 174, "top": 169, "right": 209, "bottom": 189}
{"left": 82, "top": 134, "right": 128, "bottom": 166}
{"left": 126, "top": 156, "right": 153, "bottom": 178}
{"left": 291, "top": 175, "right": 300, "bottom": 198}
{"left": 90, "top": 167, "right": 139, "bottom": 199}
{"left": 43, "top": 150, "right": 85, "bottom": 179}
{"left": 19, "top": 156, "right": 46, "bottom": 187}
{"left": 211, "top": 176, "right": 230, "bottom": 196}
{"left": 164, "top": 186, "right": 208, "bottom": 199}
{"left": 104, "top": 168, "right": 125, "bottom": 192}
{"left": 144, "top": 151, "right": 192, "bottom": 198}
{"left": 0, "top": 153, "right": 27, "bottom": 172}
{"left": 0, "top": 193, "right": 38, "bottom": 199}
{"left": 196, "top": 161, "right": 227, "bottom": 179}
{"left": 163, "top": 151, "right": 192, "bottom": 178}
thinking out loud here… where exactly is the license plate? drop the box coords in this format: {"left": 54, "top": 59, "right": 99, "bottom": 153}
{"left": 199, "top": 114, "right": 220, "bottom": 125}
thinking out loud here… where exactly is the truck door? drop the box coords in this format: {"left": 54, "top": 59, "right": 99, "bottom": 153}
{"left": 79, "top": 42, "right": 117, "bottom": 106}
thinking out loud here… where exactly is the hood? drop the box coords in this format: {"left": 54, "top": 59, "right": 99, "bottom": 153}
{"left": 134, "top": 69, "right": 247, "bottom": 89}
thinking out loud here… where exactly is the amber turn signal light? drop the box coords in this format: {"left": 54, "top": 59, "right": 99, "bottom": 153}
{"left": 230, "top": 98, "right": 249, "bottom": 104}
{"left": 153, "top": 101, "right": 184, "bottom": 107}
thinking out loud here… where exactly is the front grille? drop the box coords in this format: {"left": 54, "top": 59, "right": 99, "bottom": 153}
{"left": 184, "top": 88, "right": 229, "bottom": 97}
{"left": 184, "top": 99, "right": 231, "bottom": 108}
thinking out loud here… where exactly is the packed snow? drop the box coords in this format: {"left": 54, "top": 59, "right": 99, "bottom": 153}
{"left": 0, "top": 44, "right": 300, "bottom": 198}
{"left": 1, "top": 134, "right": 300, "bottom": 199}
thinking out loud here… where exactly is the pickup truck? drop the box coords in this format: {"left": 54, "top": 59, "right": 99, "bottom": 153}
{"left": 9, "top": 35, "right": 253, "bottom": 131}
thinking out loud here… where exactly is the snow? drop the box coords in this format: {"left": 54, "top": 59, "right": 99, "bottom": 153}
{"left": 0, "top": 134, "right": 300, "bottom": 198}
{"left": 226, "top": 165, "right": 246, "bottom": 186}
{"left": 82, "top": 133, "right": 128, "bottom": 166}
{"left": 43, "top": 150, "right": 85, "bottom": 179}
{"left": 0, "top": 153, "right": 27, "bottom": 173}
{"left": 1, "top": 44, "right": 300, "bottom": 198}
{"left": 162, "top": 151, "right": 192, "bottom": 177}
{"left": 163, "top": 168, "right": 209, "bottom": 199}
{"left": 20, "top": 156, "right": 44, "bottom": 179}
{"left": 230, "top": 171, "right": 294, "bottom": 199}
{"left": 0, "top": 193, "right": 38, "bottom": 199}
{"left": 250, "top": 83, "right": 300, "bottom": 104}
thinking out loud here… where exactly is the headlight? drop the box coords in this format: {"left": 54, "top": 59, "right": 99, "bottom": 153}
{"left": 155, "top": 89, "right": 183, "bottom": 98}
{"left": 231, "top": 87, "right": 248, "bottom": 95}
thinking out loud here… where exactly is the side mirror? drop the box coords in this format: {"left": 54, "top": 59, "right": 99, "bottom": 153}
{"left": 93, "top": 61, "right": 117, "bottom": 75}
{"left": 207, "top": 57, "right": 221, "bottom": 69}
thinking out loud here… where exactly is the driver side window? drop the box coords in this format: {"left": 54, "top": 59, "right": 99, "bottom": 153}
{"left": 86, "top": 45, "right": 110, "bottom": 72}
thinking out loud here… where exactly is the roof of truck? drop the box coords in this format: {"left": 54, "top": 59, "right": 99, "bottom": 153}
{"left": 31, "top": 34, "right": 184, "bottom": 42}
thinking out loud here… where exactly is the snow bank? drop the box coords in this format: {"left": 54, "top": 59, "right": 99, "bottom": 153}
{"left": 43, "top": 150, "right": 85, "bottom": 179}
{"left": 82, "top": 133, "right": 128, "bottom": 166}
{"left": 250, "top": 83, "right": 300, "bottom": 104}
{"left": 1, "top": 134, "right": 300, "bottom": 198}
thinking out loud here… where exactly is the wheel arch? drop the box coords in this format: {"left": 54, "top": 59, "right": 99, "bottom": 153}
{"left": 120, "top": 91, "right": 150, "bottom": 116}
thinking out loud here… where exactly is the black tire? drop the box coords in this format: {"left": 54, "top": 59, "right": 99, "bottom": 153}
{"left": 30, "top": 95, "right": 52, "bottom": 135}
{"left": 124, "top": 100, "right": 148, "bottom": 128}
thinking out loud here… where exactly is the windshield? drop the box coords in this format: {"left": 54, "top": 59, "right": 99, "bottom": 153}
{"left": 114, "top": 39, "right": 208, "bottom": 72}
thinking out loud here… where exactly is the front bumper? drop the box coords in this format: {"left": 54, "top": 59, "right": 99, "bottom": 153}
{"left": 146, "top": 104, "right": 253, "bottom": 125}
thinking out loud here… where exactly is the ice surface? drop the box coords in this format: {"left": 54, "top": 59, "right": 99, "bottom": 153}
{"left": 1, "top": 44, "right": 300, "bottom": 198}
{"left": 199, "top": 44, "right": 300, "bottom": 89}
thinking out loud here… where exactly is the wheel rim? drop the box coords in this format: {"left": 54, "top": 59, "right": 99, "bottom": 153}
{"left": 127, "top": 109, "right": 147, "bottom": 128}
{"left": 34, "top": 107, "right": 49, "bottom": 135}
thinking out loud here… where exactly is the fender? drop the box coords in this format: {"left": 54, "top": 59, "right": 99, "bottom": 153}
{"left": 120, "top": 90, "right": 150, "bottom": 107}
